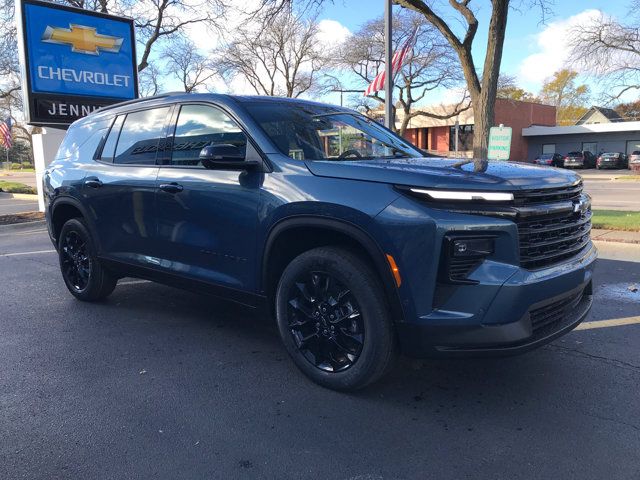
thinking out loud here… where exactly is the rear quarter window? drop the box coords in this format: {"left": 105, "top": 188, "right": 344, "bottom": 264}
{"left": 55, "top": 119, "right": 110, "bottom": 161}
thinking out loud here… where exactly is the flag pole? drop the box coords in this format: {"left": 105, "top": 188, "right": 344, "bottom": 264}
{"left": 384, "top": 0, "right": 393, "bottom": 129}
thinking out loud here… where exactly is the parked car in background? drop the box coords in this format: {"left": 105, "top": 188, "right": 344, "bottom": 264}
{"left": 534, "top": 153, "right": 564, "bottom": 167}
{"left": 596, "top": 152, "right": 628, "bottom": 169}
{"left": 629, "top": 151, "right": 640, "bottom": 165}
{"left": 564, "top": 151, "right": 597, "bottom": 169}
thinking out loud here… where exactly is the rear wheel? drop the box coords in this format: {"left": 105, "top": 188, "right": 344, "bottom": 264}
{"left": 58, "top": 218, "right": 117, "bottom": 302}
{"left": 275, "top": 247, "right": 396, "bottom": 391}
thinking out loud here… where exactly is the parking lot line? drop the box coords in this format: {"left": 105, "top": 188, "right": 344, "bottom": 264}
{"left": 0, "top": 249, "right": 56, "bottom": 257}
{"left": 575, "top": 315, "right": 640, "bottom": 330}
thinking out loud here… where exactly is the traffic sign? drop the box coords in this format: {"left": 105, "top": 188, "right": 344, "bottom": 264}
{"left": 488, "top": 125, "right": 512, "bottom": 160}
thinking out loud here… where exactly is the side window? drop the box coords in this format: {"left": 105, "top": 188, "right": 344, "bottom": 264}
{"left": 99, "top": 115, "right": 125, "bottom": 162}
{"left": 56, "top": 120, "right": 109, "bottom": 161}
{"left": 171, "top": 104, "right": 246, "bottom": 166}
{"left": 113, "top": 107, "right": 170, "bottom": 165}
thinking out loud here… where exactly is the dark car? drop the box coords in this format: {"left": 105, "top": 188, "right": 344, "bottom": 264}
{"left": 563, "top": 151, "right": 597, "bottom": 169}
{"left": 533, "top": 153, "right": 564, "bottom": 167}
{"left": 43, "top": 93, "right": 596, "bottom": 391}
{"left": 596, "top": 152, "right": 628, "bottom": 169}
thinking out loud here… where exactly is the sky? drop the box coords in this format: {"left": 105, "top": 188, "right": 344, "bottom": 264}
{"left": 310, "top": 0, "right": 631, "bottom": 104}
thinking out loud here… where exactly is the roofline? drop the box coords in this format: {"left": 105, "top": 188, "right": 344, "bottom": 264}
{"left": 522, "top": 121, "right": 640, "bottom": 136}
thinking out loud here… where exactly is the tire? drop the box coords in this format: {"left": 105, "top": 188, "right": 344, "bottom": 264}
{"left": 58, "top": 218, "right": 117, "bottom": 302}
{"left": 275, "top": 246, "right": 396, "bottom": 391}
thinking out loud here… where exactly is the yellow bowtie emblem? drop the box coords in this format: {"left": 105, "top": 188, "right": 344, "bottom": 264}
{"left": 42, "top": 24, "right": 123, "bottom": 55}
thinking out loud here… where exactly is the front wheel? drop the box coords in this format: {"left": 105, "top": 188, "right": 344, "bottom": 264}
{"left": 275, "top": 247, "right": 396, "bottom": 391}
{"left": 58, "top": 218, "right": 117, "bottom": 302}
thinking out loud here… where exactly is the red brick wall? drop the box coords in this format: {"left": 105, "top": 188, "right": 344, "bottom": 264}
{"left": 402, "top": 128, "right": 428, "bottom": 149}
{"left": 494, "top": 99, "right": 556, "bottom": 161}
{"left": 401, "top": 100, "right": 556, "bottom": 159}
{"left": 430, "top": 126, "right": 449, "bottom": 152}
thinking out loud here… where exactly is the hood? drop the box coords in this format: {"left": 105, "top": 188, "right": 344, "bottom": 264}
{"left": 305, "top": 158, "right": 581, "bottom": 191}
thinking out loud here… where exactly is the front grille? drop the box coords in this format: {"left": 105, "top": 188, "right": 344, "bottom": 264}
{"left": 512, "top": 182, "right": 582, "bottom": 205}
{"left": 530, "top": 289, "right": 585, "bottom": 332}
{"left": 402, "top": 180, "right": 592, "bottom": 271}
{"left": 518, "top": 209, "right": 591, "bottom": 269}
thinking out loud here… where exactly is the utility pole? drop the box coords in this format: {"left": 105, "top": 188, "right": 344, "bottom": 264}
{"left": 384, "top": 0, "right": 393, "bottom": 129}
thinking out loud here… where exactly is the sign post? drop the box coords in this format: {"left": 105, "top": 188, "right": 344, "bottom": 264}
{"left": 16, "top": 0, "right": 138, "bottom": 126}
{"left": 487, "top": 125, "right": 512, "bottom": 161}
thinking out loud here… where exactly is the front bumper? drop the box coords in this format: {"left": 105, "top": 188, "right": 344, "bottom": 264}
{"left": 397, "top": 244, "right": 597, "bottom": 357}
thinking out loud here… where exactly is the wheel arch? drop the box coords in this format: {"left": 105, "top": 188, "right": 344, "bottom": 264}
{"left": 50, "top": 197, "right": 98, "bottom": 249}
{"left": 261, "top": 216, "right": 405, "bottom": 324}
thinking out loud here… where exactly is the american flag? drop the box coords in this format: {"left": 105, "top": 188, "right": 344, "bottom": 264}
{"left": 0, "top": 117, "right": 12, "bottom": 149}
{"left": 364, "top": 29, "right": 417, "bottom": 97}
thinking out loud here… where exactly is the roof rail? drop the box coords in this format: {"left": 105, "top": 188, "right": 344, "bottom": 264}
{"left": 94, "top": 91, "right": 188, "bottom": 114}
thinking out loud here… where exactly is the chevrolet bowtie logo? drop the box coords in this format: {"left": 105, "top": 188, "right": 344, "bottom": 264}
{"left": 42, "top": 24, "right": 123, "bottom": 55}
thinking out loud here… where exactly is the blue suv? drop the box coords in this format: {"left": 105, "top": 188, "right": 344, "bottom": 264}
{"left": 44, "top": 93, "right": 596, "bottom": 390}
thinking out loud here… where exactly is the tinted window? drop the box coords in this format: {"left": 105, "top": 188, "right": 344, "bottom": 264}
{"left": 568, "top": 151, "right": 582, "bottom": 156}
{"left": 113, "top": 107, "right": 170, "bottom": 165}
{"left": 56, "top": 120, "right": 109, "bottom": 161}
{"left": 244, "top": 102, "right": 422, "bottom": 161}
{"left": 100, "top": 115, "right": 125, "bottom": 162}
{"left": 170, "top": 105, "right": 246, "bottom": 166}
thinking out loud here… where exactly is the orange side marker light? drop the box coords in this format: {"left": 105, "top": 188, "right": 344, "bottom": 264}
{"left": 386, "top": 254, "right": 402, "bottom": 287}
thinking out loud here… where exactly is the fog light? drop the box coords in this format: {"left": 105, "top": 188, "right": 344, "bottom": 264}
{"left": 439, "top": 235, "right": 496, "bottom": 285}
{"left": 451, "top": 237, "right": 494, "bottom": 258}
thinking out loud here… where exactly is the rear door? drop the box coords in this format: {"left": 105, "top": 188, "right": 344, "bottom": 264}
{"left": 82, "top": 106, "right": 172, "bottom": 264}
{"left": 154, "top": 103, "right": 263, "bottom": 293}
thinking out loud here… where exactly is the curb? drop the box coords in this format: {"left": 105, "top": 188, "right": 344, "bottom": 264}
{"left": 592, "top": 229, "right": 640, "bottom": 245}
{"left": 0, "top": 220, "right": 47, "bottom": 232}
{"left": 0, "top": 192, "right": 39, "bottom": 200}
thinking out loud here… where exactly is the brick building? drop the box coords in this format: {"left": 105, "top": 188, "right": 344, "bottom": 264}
{"left": 399, "top": 99, "right": 557, "bottom": 161}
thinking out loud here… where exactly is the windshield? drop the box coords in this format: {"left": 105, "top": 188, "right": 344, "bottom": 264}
{"left": 602, "top": 153, "right": 620, "bottom": 158}
{"left": 538, "top": 154, "right": 553, "bottom": 159}
{"left": 243, "top": 102, "right": 425, "bottom": 161}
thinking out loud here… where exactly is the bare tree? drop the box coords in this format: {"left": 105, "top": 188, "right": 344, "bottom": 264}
{"left": 568, "top": 4, "right": 640, "bottom": 102}
{"left": 217, "top": 8, "right": 328, "bottom": 98}
{"left": 163, "top": 38, "right": 216, "bottom": 92}
{"left": 362, "top": 0, "right": 551, "bottom": 163}
{"left": 138, "top": 63, "right": 163, "bottom": 97}
{"left": 337, "top": 11, "right": 468, "bottom": 136}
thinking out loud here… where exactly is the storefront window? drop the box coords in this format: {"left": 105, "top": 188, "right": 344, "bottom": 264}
{"left": 449, "top": 124, "right": 474, "bottom": 151}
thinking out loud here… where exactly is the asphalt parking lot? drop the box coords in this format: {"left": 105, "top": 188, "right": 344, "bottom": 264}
{"left": 1, "top": 226, "right": 639, "bottom": 479}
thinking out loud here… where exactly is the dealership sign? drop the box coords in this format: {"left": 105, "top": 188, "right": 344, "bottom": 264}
{"left": 487, "top": 125, "right": 512, "bottom": 161}
{"left": 16, "top": 0, "right": 138, "bottom": 126}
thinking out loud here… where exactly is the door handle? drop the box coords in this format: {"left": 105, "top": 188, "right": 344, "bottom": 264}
{"left": 84, "top": 178, "right": 103, "bottom": 188}
{"left": 159, "top": 182, "right": 184, "bottom": 194}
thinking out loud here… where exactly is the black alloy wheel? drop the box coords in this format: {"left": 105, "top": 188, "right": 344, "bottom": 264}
{"left": 275, "top": 246, "right": 396, "bottom": 391}
{"left": 286, "top": 271, "right": 365, "bottom": 372}
{"left": 58, "top": 218, "right": 117, "bottom": 302}
{"left": 60, "top": 230, "right": 92, "bottom": 292}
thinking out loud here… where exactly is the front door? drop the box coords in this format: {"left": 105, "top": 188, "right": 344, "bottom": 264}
{"left": 154, "top": 103, "right": 263, "bottom": 293}
{"left": 82, "top": 106, "right": 171, "bottom": 265}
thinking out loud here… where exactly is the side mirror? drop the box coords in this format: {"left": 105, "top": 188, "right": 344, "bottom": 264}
{"left": 199, "top": 144, "right": 257, "bottom": 170}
